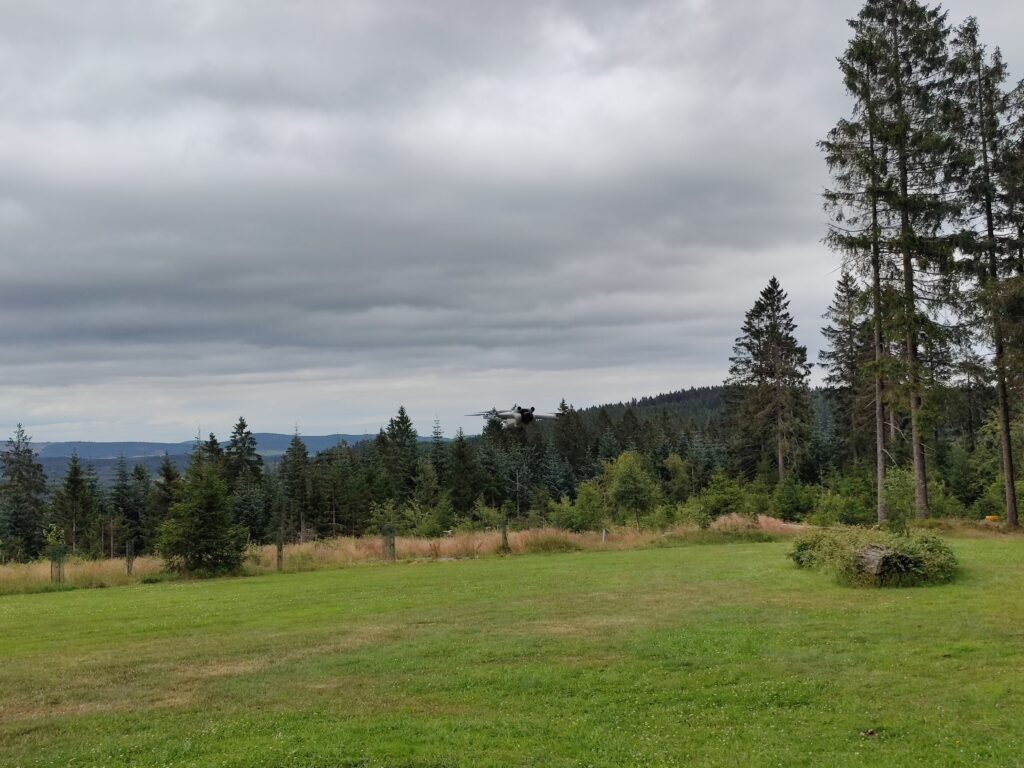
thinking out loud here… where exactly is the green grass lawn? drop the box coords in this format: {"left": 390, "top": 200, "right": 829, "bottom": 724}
{"left": 2, "top": 538, "right": 1023, "bottom": 767}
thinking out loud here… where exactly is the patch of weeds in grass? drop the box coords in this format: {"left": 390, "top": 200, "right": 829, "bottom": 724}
{"left": 663, "top": 529, "right": 779, "bottom": 546}
{"left": 521, "top": 536, "right": 583, "bottom": 554}
{"left": 140, "top": 572, "right": 177, "bottom": 585}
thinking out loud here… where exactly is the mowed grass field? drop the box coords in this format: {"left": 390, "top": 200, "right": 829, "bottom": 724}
{"left": 2, "top": 539, "right": 1023, "bottom": 767}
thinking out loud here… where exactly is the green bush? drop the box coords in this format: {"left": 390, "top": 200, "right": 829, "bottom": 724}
{"left": 789, "top": 528, "right": 849, "bottom": 569}
{"left": 675, "top": 498, "right": 712, "bottom": 529}
{"left": 769, "top": 478, "right": 816, "bottom": 522}
{"left": 789, "top": 528, "right": 957, "bottom": 588}
{"left": 547, "top": 481, "right": 605, "bottom": 532}
{"left": 643, "top": 504, "right": 676, "bottom": 531}
{"left": 699, "top": 472, "right": 748, "bottom": 519}
{"left": 740, "top": 478, "right": 772, "bottom": 519}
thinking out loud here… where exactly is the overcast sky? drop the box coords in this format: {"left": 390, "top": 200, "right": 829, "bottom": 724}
{"left": 2, "top": 0, "right": 1022, "bottom": 442}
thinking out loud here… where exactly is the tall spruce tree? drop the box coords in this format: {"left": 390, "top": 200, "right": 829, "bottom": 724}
{"left": 727, "top": 278, "right": 812, "bottom": 481}
{"left": 279, "top": 430, "right": 311, "bottom": 541}
{"left": 869, "top": 0, "right": 956, "bottom": 517}
{"left": 129, "top": 464, "right": 150, "bottom": 554}
{"left": 553, "top": 400, "right": 592, "bottom": 483}
{"left": 382, "top": 406, "right": 419, "bottom": 504}
{"left": 823, "top": 0, "right": 957, "bottom": 519}
{"left": 146, "top": 455, "right": 180, "bottom": 549}
{"left": 224, "top": 417, "right": 263, "bottom": 489}
{"left": 447, "top": 429, "right": 480, "bottom": 516}
{"left": 949, "top": 17, "right": 1019, "bottom": 526}
{"left": 820, "top": 272, "right": 873, "bottom": 465}
{"left": 430, "top": 418, "right": 448, "bottom": 483}
{"left": 50, "top": 452, "right": 100, "bottom": 555}
{"left": 108, "top": 456, "right": 132, "bottom": 557}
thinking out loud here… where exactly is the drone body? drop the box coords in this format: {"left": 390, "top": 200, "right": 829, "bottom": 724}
{"left": 468, "top": 405, "right": 560, "bottom": 429}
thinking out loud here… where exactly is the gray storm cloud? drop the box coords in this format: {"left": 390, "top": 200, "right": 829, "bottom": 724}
{"left": 1, "top": 0, "right": 1021, "bottom": 440}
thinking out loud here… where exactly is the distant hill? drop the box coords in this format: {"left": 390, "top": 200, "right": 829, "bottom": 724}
{"left": 38, "top": 454, "right": 191, "bottom": 486}
{"left": 33, "top": 433, "right": 381, "bottom": 461}
{"left": 32, "top": 432, "right": 440, "bottom": 485}
{"left": 581, "top": 385, "right": 726, "bottom": 427}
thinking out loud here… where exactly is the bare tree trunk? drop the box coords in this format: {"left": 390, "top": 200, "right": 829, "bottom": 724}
{"left": 776, "top": 411, "right": 785, "bottom": 482}
{"left": 866, "top": 83, "right": 887, "bottom": 524}
{"left": 899, "top": 144, "right": 929, "bottom": 518}
{"left": 904, "top": 273, "right": 930, "bottom": 519}
{"left": 276, "top": 518, "right": 284, "bottom": 571}
{"left": 994, "top": 332, "right": 1019, "bottom": 527}
{"left": 975, "top": 64, "right": 1020, "bottom": 528}
{"left": 891, "top": 15, "right": 929, "bottom": 519}
{"left": 871, "top": 258, "right": 887, "bottom": 523}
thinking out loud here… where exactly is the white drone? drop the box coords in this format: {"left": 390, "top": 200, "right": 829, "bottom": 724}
{"left": 468, "top": 405, "right": 560, "bottom": 429}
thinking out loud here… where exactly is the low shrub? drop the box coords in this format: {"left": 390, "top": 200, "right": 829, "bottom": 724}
{"left": 808, "top": 489, "right": 874, "bottom": 527}
{"left": 789, "top": 528, "right": 957, "bottom": 587}
{"left": 675, "top": 498, "right": 712, "bottom": 529}
{"left": 768, "top": 478, "right": 816, "bottom": 522}
{"left": 789, "top": 528, "right": 850, "bottom": 570}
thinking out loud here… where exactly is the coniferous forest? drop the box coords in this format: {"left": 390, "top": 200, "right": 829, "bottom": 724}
{"left": 2, "top": 0, "right": 1024, "bottom": 572}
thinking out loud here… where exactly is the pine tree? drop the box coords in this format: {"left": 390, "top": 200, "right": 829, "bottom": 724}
{"left": 225, "top": 417, "right": 263, "bottom": 489}
{"left": 553, "top": 400, "right": 591, "bottom": 480}
{"left": 618, "top": 409, "right": 641, "bottom": 451}
{"left": 868, "top": 0, "right": 957, "bottom": 517}
{"left": 447, "top": 429, "right": 480, "bottom": 516}
{"left": 108, "top": 456, "right": 132, "bottom": 558}
{"left": 596, "top": 428, "right": 622, "bottom": 463}
{"left": 158, "top": 447, "right": 246, "bottom": 574}
{"left": 50, "top": 453, "right": 100, "bottom": 555}
{"left": 820, "top": 272, "right": 873, "bottom": 464}
{"left": 822, "top": 0, "right": 957, "bottom": 519}
{"left": 727, "top": 278, "right": 812, "bottom": 481}
{"left": 0, "top": 425, "right": 48, "bottom": 560}
{"left": 541, "top": 438, "right": 574, "bottom": 500}
{"left": 146, "top": 456, "right": 180, "bottom": 550}
{"left": 476, "top": 439, "right": 510, "bottom": 508}
{"left": 201, "top": 432, "right": 224, "bottom": 465}
{"left": 949, "top": 17, "right": 1019, "bottom": 526}
{"left": 412, "top": 458, "right": 442, "bottom": 511}
{"left": 430, "top": 418, "right": 448, "bottom": 483}
{"left": 382, "top": 406, "right": 419, "bottom": 503}
{"left": 231, "top": 475, "right": 268, "bottom": 543}
{"left": 279, "top": 430, "right": 311, "bottom": 541}
{"left": 128, "top": 464, "right": 150, "bottom": 554}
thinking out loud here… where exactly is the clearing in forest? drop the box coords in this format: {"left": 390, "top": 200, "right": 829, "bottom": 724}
{"left": 1, "top": 539, "right": 1022, "bottom": 767}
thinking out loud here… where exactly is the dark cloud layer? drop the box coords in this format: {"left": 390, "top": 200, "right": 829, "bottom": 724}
{"left": 1, "top": 0, "right": 1021, "bottom": 440}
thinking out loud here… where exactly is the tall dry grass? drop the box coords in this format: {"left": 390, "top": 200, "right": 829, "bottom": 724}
{"left": 0, "top": 555, "right": 163, "bottom": 595}
{"left": 0, "top": 517, "right": 800, "bottom": 596}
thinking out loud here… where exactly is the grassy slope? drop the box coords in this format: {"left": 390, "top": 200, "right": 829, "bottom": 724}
{"left": 1, "top": 539, "right": 1022, "bottom": 767}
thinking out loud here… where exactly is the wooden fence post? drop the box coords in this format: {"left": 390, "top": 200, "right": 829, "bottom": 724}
{"left": 276, "top": 519, "right": 284, "bottom": 572}
{"left": 499, "top": 517, "right": 511, "bottom": 554}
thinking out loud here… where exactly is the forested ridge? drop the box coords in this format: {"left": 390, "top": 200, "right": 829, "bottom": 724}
{"left": 2, "top": 0, "right": 1024, "bottom": 572}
